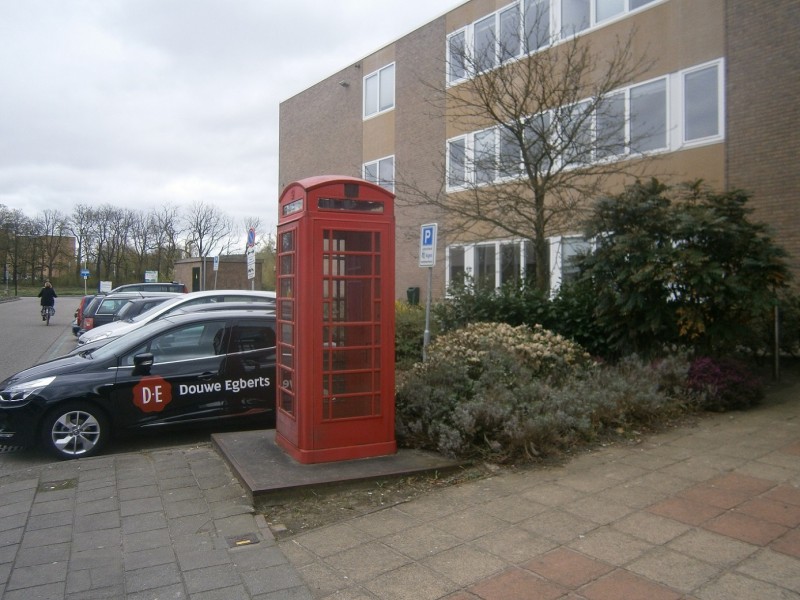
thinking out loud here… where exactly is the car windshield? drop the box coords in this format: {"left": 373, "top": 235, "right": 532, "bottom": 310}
{"left": 87, "top": 318, "right": 176, "bottom": 362}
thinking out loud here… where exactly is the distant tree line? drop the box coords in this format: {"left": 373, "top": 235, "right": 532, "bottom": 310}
{"left": 0, "top": 201, "right": 274, "bottom": 291}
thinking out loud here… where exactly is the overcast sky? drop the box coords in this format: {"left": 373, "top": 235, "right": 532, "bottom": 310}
{"left": 0, "top": 0, "right": 460, "bottom": 238}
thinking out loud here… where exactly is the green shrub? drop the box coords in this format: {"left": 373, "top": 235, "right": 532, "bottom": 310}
{"left": 396, "top": 321, "right": 692, "bottom": 462}
{"left": 434, "top": 279, "right": 551, "bottom": 333}
{"left": 395, "top": 301, "right": 430, "bottom": 370}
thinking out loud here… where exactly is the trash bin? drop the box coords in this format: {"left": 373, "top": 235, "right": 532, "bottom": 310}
{"left": 406, "top": 286, "right": 420, "bottom": 305}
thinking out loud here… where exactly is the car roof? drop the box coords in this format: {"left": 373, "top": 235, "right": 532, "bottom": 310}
{"left": 101, "top": 291, "right": 182, "bottom": 300}
{"left": 89, "top": 309, "right": 276, "bottom": 357}
{"left": 173, "top": 302, "right": 276, "bottom": 314}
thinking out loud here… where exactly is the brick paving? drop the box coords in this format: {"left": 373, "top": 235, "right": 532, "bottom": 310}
{"left": 0, "top": 377, "right": 797, "bottom": 599}
{"left": 278, "top": 379, "right": 800, "bottom": 599}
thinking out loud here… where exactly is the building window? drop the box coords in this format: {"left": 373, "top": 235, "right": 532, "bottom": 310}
{"left": 446, "top": 61, "right": 720, "bottom": 189}
{"left": 474, "top": 15, "right": 497, "bottom": 72}
{"left": 448, "top": 246, "right": 466, "bottom": 285}
{"left": 561, "top": 0, "right": 590, "bottom": 35}
{"left": 559, "top": 237, "right": 591, "bottom": 285}
{"left": 630, "top": 78, "right": 667, "bottom": 153}
{"left": 501, "top": 241, "right": 521, "bottom": 284}
{"left": 363, "top": 156, "right": 395, "bottom": 192}
{"left": 595, "top": 0, "right": 625, "bottom": 22}
{"left": 447, "top": 137, "right": 468, "bottom": 188}
{"left": 499, "top": 4, "right": 522, "bottom": 62}
{"left": 475, "top": 244, "right": 497, "bottom": 290}
{"left": 595, "top": 92, "right": 626, "bottom": 159}
{"left": 683, "top": 62, "right": 721, "bottom": 143}
{"left": 447, "top": 29, "right": 467, "bottom": 83}
{"left": 474, "top": 128, "right": 497, "bottom": 184}
{"left": 363, "top": 63, "right": 395, "bottom": 118}
{"left": 524, "top": 0, "right": 551, "bottom": 51}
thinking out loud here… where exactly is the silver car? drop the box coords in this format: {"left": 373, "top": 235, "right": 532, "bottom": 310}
{"left": 77, "top": 289, "right": 276, "bottom": 347}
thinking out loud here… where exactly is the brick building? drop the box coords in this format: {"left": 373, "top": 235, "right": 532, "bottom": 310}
{"left": 174, "top": 255, "right": 263, "bottom": 292}
{"left": 279, "top": 0, "right": 799, "bottom": 299}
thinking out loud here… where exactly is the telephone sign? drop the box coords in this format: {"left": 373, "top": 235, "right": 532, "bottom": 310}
{"left": 419, "top": 223, "right": 437, "bottom": 267}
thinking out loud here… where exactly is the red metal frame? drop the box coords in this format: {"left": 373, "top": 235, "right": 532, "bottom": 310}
{"left": 275, "top": 176, "right": 396, "bottom": 463}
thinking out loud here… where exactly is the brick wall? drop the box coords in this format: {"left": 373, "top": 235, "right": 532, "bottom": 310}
{"left": 726, "top": 0, "right": 800, "bottom": 277}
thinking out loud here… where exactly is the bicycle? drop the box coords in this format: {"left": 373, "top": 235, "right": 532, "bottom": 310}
{"left": 41, "top": 305, "right": 55, "bottom": 325}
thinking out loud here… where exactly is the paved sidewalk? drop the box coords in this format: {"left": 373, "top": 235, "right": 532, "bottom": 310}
{"left": 279, "top": 382, "right": 800, "bottom": 599}
{"left": 0, "top": 445, "right": 310, "bottom": 599}
{"left": 0, "top": 380, "right": 797, "bottom": 599}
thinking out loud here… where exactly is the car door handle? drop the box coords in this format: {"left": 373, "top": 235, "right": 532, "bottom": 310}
{"left": 198, "top": 372, "right": 216, "bottom": 380}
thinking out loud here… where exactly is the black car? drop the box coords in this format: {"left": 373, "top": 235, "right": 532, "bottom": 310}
{"left": 113, "top": 295, "right": 181, "bottom": 322}
{"left": 0, "top": 310, "right": 276, "bottom": 459}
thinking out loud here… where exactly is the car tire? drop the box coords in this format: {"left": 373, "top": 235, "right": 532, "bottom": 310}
{"left": 41, "top": 402, "right": 109, "bottom": 460}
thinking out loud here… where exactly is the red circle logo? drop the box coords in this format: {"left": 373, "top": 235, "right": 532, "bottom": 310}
{"left": 133, "top": 376, "right": 173, "bottom": 413}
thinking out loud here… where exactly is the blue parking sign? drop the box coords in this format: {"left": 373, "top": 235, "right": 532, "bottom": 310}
{"left": 419, "top": 223, "right": 437, "bottom": 267}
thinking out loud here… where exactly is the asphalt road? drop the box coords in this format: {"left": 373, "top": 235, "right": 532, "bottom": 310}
{"left": 0, "top": 295, "right": 80, "bottom": 383}
{"left": 0, "top": 295, "right": 229, "bottom": 473}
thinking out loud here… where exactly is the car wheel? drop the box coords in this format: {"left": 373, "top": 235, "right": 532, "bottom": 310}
{"left": 41, "top": 402, "right": 109, "bottom": 460}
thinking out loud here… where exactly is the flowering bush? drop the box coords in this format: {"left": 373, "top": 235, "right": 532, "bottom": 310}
{"left": 422, "top": 322, "right": 591, "bottom": 381}
{"left": 686, "top": 356, "right": 764, "bottom": 411}
{"left": 395, "top": 323, "right": 693, "bottom": 462}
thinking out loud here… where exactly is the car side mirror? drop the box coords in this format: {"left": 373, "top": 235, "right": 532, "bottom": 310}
{"left": 133, "top": 353, "right": 154, "bottom": 375}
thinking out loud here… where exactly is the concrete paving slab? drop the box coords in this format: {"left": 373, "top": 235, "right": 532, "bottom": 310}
{"left": 211, "top": 429, "right": 462, "bottom": 504}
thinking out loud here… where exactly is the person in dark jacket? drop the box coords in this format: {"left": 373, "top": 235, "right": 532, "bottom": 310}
{"left": 38, "top": 281, "right": 57, "bottom": 320}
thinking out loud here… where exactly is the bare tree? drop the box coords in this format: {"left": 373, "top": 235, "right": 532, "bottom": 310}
{"left": 35, "top": 209, "right": 70, "bottom": 281}
{"left": 182, "top": 201, "right": 233, "bottom": 290}
{"left": 4, "top": 209, "right": 34, "bottom": 293}
{"left": 401, "top": 10, "right": 651, "bottom": 293}
{"left": 69, "top": 204, "right": 95, "bottom": 280}
{"left": 151, "top": 204, "right": 183, "bottom": 281}
{"left": 129, "top": 210, "right": 154, "bottom": 281}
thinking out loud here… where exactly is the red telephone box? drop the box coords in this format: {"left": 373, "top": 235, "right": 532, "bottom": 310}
{"left": 275, "top": 176, "right": 396, "bottom": 464}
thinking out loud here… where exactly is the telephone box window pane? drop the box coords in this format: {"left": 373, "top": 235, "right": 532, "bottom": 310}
{"left": 279, "top": 278, "right": 293, "bottom": 298}
{"left": 318, "top": 198, "right": 384, "bottom": 212}
{"left": 279, "top": 300, "right": 293, "bottom": 321}
{"left": 279, "top": 255, "right": 293, "bottom": 275}
{"left": 279, "top": 368, "right": 294, "bottom": 415}
{"left": 280, "top": 345, "right": 293, "bottom": 368}
{"left": 280, "top": 231, "right": 294, "bottom": 252}
{"left": 328, "top": 348, "right": 372, "bottom": 370}
{"left": 325, "top": 396, "right": 373, "bottom": 420}
{"left": 280, "top": 323, "right": 293, "bottom": 345}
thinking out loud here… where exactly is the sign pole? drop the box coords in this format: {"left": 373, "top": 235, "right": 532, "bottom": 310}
{"left": 419, "top": 223, "right": 438, "bottom": 362}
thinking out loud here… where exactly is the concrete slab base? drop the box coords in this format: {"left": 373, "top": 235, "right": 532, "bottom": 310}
{"left": 211, "top": 429, "right": 462, "bottom": 506}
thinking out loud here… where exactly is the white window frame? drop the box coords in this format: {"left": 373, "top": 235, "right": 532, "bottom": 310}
{"left": 363, "top": 155, "right": 395, "bottom": 193}
{"left": 447, "top": 27, "right": 469, "bottom": 85}
{"left": 363, "top": 63, "right": 395, "bottom": 119}
{"left": 446, "top": 136, "right": 470, "bottom": 190}
{"left": 679, "top": 59, "right": 725, "bottom": 147}
{"left": 446, "top": 60, "right": 721, "bottom": 188}
{"left": 628, "top": 75, "right": 669, "bottom": 155}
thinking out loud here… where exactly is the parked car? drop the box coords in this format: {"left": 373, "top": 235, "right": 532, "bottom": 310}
{"left": 86, "top": 292, "right": 181, "bottom": 332}
{"left": 113, "top": 295, "right": 182, "bottom": 322}
{"left": 110, "top": 282, "right": 188, "bottom": 294}
{"left": 77, "top": 295, "right": 106, "bottom": 335}
{"left": 77, "top": 290, "right": 276, "bottom": 347}
{"left": 72, "top": 294, "right": 97, "bottom": 336}
{"left": 77, "top": 292, "right": 180, "bottom": 337}
{"left": 0, "top": 309, "right": 276, "bottom": 459}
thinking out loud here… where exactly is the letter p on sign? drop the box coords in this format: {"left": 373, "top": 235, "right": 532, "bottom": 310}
{"left": 419, "top": 223, "right": 437, "bottom": 267}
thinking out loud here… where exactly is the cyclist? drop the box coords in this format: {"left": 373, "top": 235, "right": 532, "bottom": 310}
{"left": 38, "top": 280, "right": 58, "bottom": 321}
